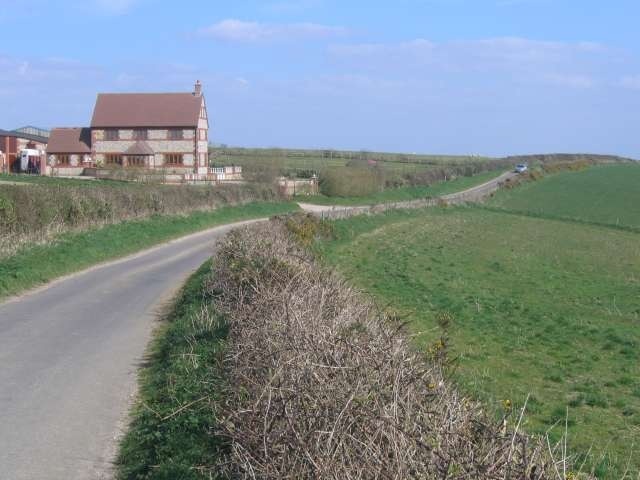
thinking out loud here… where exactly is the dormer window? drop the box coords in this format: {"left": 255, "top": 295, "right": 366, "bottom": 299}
{"left": 133, "top": 129, "right": 148, "bottom": 140}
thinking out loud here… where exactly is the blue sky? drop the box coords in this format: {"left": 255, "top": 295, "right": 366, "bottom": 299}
{"left": 1, "top": 0, "right": 639, "bottom": 157}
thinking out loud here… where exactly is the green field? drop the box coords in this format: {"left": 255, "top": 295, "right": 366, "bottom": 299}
{"left": 296, "top": 169, "right": 505, "bottom": 206}
{"left": 318, "top": 167, "right": 640, "bottom": 478}
{"left": 487, "top": 164, "right": 640, "bottom": 230}
{"left": 210, "top": 147, "right": 502, "bottom": 185}
{"left": 211, "top": 146, "right": 494, "bottom": 171}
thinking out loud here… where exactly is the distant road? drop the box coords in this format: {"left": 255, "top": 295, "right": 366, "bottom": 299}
{"left": 298, "top": 170, "right": 517, "bottom": 216}
{"left": 0, "top": 219, "right": 264, "bottom": 480}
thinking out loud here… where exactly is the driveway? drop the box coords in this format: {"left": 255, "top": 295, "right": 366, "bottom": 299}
{"left": 0, "top": 219, "right": 264, "bottom": 480}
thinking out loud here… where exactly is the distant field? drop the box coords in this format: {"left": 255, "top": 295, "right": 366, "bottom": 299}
{"left": 211, "top": 147, "right": 495, "bottom": 179}
{"left": 488, "top": 164, "right": 640, "bottom": 229}
{"left": 319, "top": 206, "right": 640, "bottom": 478}
{"left": 297, "top": 169, "right": 505, "bottom": 206}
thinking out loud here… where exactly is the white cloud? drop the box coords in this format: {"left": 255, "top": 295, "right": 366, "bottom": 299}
{"left": 198, "top": 19, "right": 348, "bottom": 43}
{"left": 330, "top": 36, "right": 608, "bottom": 89}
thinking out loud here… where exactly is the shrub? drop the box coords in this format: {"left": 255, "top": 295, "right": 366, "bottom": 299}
{"left": 320, "top": 166, "right": 384, "bottom": 197}
{"left": 0, "top": 182, "right": 280, "bottom": 258}
{"left": 204, "top": 219, "right": 577, "bottom": 479}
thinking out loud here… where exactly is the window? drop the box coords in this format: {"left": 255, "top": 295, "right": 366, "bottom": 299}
{"left": 105, "top": 154, "right": 123, "bottom": 166}
{"left": 164, "top": 153, "right": 184, "bottom": 165}
{"left": 105, "top": 129, "right": 119, "bottom": 141}
{"left": 168, "top": 129, "right": 184, "bottom": 140}
{"left": 198, "top": 129, "right": 207, "bottom": 141}
{"left": 128, "top": 155, "right": 147, "bottom": 167}
{"left": 57, "top": 154, "right": 70, "bottom": 165}
{"left": 132, "top": 129, "right": 148, "bottom": 140}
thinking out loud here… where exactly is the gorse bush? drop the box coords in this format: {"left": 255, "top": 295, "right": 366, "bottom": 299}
{"left": 284, "top": 213, "right": 332, "bottom": 247}
{"left": 0, "top": 182, "right": 280, "bottom": 257}
{"left": 203, "top": 218, "right": 584, "bottom": 479}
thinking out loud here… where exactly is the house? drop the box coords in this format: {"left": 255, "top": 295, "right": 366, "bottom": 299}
{"left": 47, "top": 81, "right": 210, "bottom": 177}
{"left": 46, "top": 128, "right": 92, "bottom": 176}
{"left": 0, "top": 128, "right": 49, "bottom": 174}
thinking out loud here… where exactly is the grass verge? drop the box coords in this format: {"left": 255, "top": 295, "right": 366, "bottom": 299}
{"left": 317, "top": 207, "right": 640, "bottom": 479}
{"left": 0, "top": 202, "right": 298, "bottom": 301}
{"left": 296, "top": 169, "right": 505, "bottom": 205}
{"left": 116, "top": 260, "right": 226, "bottom": 480}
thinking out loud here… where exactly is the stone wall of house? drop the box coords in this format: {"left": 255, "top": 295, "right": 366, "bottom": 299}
{"left": 93, "top": 139, "right": 195, "bottom": 154}
{"left": 196, "top": 103, "right": 209, "bottom": 172}
{"left": 48, "top": 153, "right": 92, "bottom": 167}
{"left": 89, "top": 122, "right": 206, "bottom": 172}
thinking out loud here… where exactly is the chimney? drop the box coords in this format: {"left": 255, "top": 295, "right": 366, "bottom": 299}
{"left": 194, "top": 80, "right": 202, "bottom": 97}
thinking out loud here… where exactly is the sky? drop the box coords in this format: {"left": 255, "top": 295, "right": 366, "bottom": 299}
{"left": 1, "top": 0, "right": 639, "bottom": 158}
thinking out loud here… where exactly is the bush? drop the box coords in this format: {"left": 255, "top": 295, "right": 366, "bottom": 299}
{"left": 320, "top": 166, "right": 384, "bottom": 197}
{"left": 0, "top": 182, "right": 280, "bottom": 258}
{"left": 204, "top": 219, "right": 577, "bottom": 478}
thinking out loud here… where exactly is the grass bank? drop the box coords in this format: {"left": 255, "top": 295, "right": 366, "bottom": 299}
{"left": 296, "top": 169, "right": 505, "bottom": 206}
{"left": 116, "top": 260, "right": 227, "bottom": 479}
{"left": 318, "top": 207, "right": 640, "bottom": 479}
{"left": 487, "top": 163, "right": 640, "bottom": 229}
{"left": 0, "top": 201, "right": 298, "bottom": 300}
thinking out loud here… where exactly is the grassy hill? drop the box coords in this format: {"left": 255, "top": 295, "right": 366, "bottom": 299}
{"left": 318, "top": 165, "right": 640, "bottom": 479}
{"left": 488, "top": 164, "right": 640, "bottom": 230}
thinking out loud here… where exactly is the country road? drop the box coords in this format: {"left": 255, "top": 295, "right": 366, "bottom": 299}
{"left": 298, "top": 170, "right": 517, "bottom": 217}
{"left": 0, "top": 219, "right": 264, "bottom": 480}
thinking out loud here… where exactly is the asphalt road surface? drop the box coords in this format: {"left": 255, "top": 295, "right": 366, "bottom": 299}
{"left": 0, "top": 219, "right": 263, "bottom": 480}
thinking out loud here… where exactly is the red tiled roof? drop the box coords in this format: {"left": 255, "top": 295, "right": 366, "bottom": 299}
{"left": 47, "top": 128, "right": 91, "bottom": 153}
{"left": 90, "top": 93, "right": 202, "bottom": 128}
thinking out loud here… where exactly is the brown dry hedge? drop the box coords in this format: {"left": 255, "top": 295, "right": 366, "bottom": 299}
{"left": 205, "top": 217, "right": 585, "bottom": 479}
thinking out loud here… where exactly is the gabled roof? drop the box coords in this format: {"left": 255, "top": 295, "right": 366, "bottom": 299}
{"left": 47, "top": 128, "right": 92, "bottom": 153}
{"left": 90, "top": 93, "right": 203, "bottom": 128}
{"left": 124, "top": 141, "right": 154, "bottom": 155}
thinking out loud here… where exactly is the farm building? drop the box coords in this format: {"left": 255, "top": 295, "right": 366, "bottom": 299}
{"left": 0, "top": 128, "right": 49, "bottom": 174}
{"left": 47, "top": 81, "right": 211, "bottom": 178}
{"left": 46, "top": 128, "right": 92, "bottom": 176}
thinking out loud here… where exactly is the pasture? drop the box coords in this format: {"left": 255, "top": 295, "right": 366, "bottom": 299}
{"left": 319, "top": 168, "right": 640, "bottom": 478}
{"left": 487, "top": 164, "right": 640, "bottom": 230}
